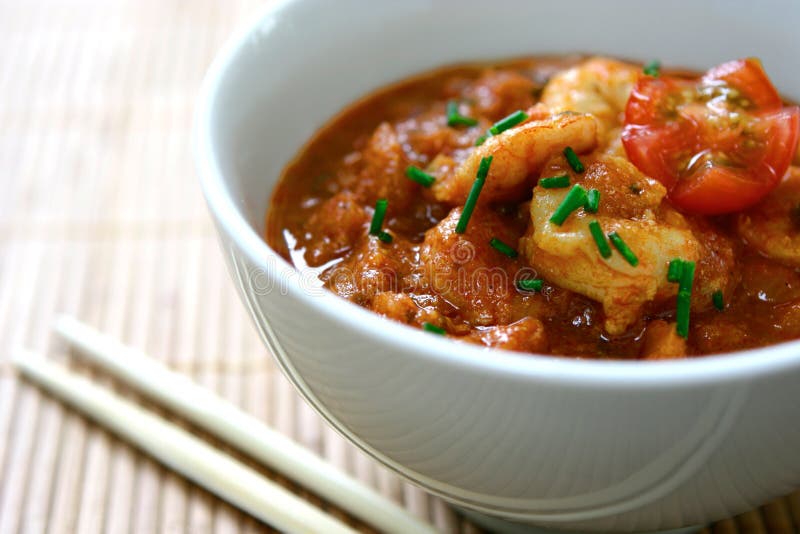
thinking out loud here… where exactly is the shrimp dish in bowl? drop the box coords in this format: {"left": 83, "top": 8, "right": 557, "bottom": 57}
{"left": 268, "top": 55, "right": 800, "bottom": 360}
{"left": 196, "top": 1, "right": 800, "bottom": 529}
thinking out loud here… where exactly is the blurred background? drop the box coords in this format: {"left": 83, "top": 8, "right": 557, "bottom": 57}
{"left": 0, "top": 1, "right": 797, "bottom": 533}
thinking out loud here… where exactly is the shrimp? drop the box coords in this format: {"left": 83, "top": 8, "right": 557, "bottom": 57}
{"left": 520, "top": 154, "right": 703, "bottom": 335}
{"left": 464, "top": 317, "right": 549, "bottom": 353}
{"left": 737, "top": 167, "right": 800, "bottom": 267}
{"left": 351, "top": 122, "right": 417, "bottom": 210}
{"left": 462, "top": 69, "right": 539, "bottom": 120}
{"left": 540, "top": 57, "right": 640, "bottom": 150}
{"left": 641, "top": 320, "right": 687, "bottom": 360}
{"left": 369, "top": 291, "right": 455, "bottom": 333}
{"left": 417, "top": 206, "right": 538, "bottom": 326}
{"left": 302, "top": 191, "right": 369, "bottom": 266}
{"left": 432, "top": 111, "right": 598, "bottom": 204}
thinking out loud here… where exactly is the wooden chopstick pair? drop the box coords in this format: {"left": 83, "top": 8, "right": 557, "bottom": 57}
{"left": 14, "top": 316, "right": 439, "bottom": 534}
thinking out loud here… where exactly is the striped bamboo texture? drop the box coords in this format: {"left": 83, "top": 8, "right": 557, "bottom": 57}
{"left": 0, "top": 1, "right": 796, "bottom": 532}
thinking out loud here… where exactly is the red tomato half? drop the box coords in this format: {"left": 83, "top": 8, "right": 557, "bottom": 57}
{"left": 622, "top": 58, "right": 800, "bottom": 214}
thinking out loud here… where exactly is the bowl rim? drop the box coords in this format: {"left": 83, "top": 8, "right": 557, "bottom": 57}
{"left": 194, "top": 0, "right": 800, "bottom": 388}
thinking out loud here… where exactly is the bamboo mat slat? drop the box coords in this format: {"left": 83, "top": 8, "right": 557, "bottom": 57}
{"left": 0, "top": 1, "right": 796, "bottom": 533}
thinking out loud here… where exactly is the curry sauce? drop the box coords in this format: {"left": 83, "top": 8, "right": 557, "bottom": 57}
{"left": 267, "top": 56, "right": 800, "bottom": 359}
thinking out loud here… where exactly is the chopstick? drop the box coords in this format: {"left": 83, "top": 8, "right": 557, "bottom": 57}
{"left": 13, "top": 352, "right": 357, "bottom": 534}
{"left": 53, "top": 315, "right": 438, "bottom": 534}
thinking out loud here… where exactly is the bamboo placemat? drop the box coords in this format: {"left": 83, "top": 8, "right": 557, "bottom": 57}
{"left": 0, "top": 1, "right": 796, "bottom": 532}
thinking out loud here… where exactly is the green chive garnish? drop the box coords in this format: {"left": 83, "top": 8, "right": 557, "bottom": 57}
{"left": 588, "top": 220, "right": 612, "bottom": 259}
{"left": 455, "top": 155, "right": 493, "bottom": 234}
{"left": 369, "top": 198, "right": 388, "bottom": 236}
{"left": 549, "top": 185, "right": 588, "bottom": 225}
{"left": 489, "top": 237, "right": 518, "bottom": 258}
{"left": 667, "top": 258, "right": 684, "bottom": 282}
{"left": 517, "top": 279, "right": 544, "bottom": 292}
{"left": 517, "top": 278, "right": 544, "bottom": 291}
{"left": 676, "top": 289, "right": 691, "bottom": 338}
{"left": 377, "top": 231, "right": 393, "bottom": 244}
{"left": 679, "top": 260, "right": 696, "bottom": 292}
{"left": 563, "top": 146, "right": 585, "bottom": 173}
{"left": 677, "top": 260, "right": 695, "bottom": 337}
{"left": 489, "top": 110, "right": 528, "bottom": 135}
{"left": 643, "top": 60, "right": 661, "bottom": 77}
{"left": 405, "top": 165, "right": 435, "bottom": 188}
{"left": 712, "top": 290, "right": 724, "bottom": 311}
{"left": 422, "top": 322, "right": 446, "bottom": 335}
{"left": 476, "top": 156, "right": 493, "bottom": 178}
{"left": 608, "top": 232, "right": 639, "bottom": 266}
{"left": 585, "top": 189, "right": 600, "bottom": 213}
{"left": 446, "top": 100, "right": 478, "bottom": 127}
{"left": 540, "top": 175, "right": 570, "bottom": 189}
{"left": 474, "top": 133, "right": 488, "bottom": 146}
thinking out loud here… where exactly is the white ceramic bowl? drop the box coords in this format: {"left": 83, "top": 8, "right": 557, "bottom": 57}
{"left": 195, "top": 1, "right": 800, "bottom": 531}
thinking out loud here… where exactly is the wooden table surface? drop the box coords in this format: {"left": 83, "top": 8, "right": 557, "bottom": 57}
{"left": 0, "top": 1, "right": 797, "bottom": 532}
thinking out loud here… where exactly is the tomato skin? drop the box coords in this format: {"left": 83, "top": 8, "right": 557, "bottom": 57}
{"left": 670, "top": 108, "right": 800, "bottom": 214}
{"left": 624, "top": 77, "right": 685, "bottom": 125}
{"left": 702, "top": 58, "right": 782, "bottom": 110}
{"left": 671, "top": 160, "right": 780, "bottom": 215}
{"left": 759, "top": 107, "right": 800, "bottom": 185}
{"left": 622, "top": 77, "right": 699, "bottom": 191}
{"left": 621, "top": 122, "right": 688, "bottom": 191}
{"left": 622, "top": 59, "right": 799, "bottom": 215}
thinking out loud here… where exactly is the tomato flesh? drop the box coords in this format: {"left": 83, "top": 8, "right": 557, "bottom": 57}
{"left": 702, "top": 58, "right": 782, "bottom": 111}
{"left": 622, "top": 58, "right": 799, "bottom": 214}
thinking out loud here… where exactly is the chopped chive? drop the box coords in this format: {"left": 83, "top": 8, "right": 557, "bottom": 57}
{"left": 474, "top": 133, "right": 489, "bottom": 146}
{"left": 422, "top": 322, "right": 446, "bottom": 335}
{"left": 672, "top": 260, "right": 695, "bottom": 337}
{"left": 517, "top": 278, "right": 544, "bottom": 292}
{"left": 712, "top": 290, "right": 724, "bottom": 311}
{"left": 446, "top": 100, "right": 478, "bottom": 127}
{"left": 489, "top": 237, "right": 518, "bottom": 258}
{"left": 405, "top": 165, "right": 436, "bottom": 188}
{"left": 377, "top": 231, "right": 393, "bottom": 244}
{"left": 476, "top": 155, "right": 493, "bottom": 179}
{"left": 563, "top": 146, "right": 585, "bottom": 173}
{"left": 643, "top": 59, "right": 661, "bottom": 77}
{"left": 666, "top": 258, "right": 696, "bottom": 337}
{"left": 369, "top": 198, "right": 388, "bottom": 236}
{"left": 540, "top": 175, "right": 570, "bottom": 189}
{"left": 676, "top": 289, "right": 691, "bottom": 338}
{"left": 679, "top": 260, "right": 696, "bottom": 292}
{"left": 608, "top": 232, "right": 639, "bottom": 266}
{"left": 588, "top": 220, "right": 612, "bottom": 259}
{"left": 667, "top": 258, "right": 684, "bottom": 282}
{"left": 549, "top": 185, "right": 588, "bottom": 225}
{"left": 455, "top": 156, "right": 493, "bottom": 234}
{"left": 585, "top": 189, "right": 600, "bottom": 213}
{"left": 488, "top": 110, "right": 529, "bottom": 135}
